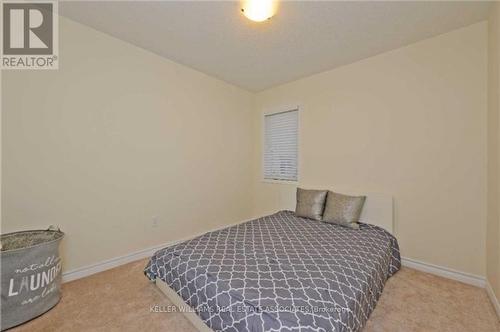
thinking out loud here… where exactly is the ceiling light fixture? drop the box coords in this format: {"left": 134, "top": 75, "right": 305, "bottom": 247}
{"left": 241, "top": 0, "right": 277, "bottom": 22}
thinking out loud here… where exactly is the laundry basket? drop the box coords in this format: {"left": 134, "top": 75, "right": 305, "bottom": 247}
{"left": 0, "top": 227, "right": 64, "bottom": 330}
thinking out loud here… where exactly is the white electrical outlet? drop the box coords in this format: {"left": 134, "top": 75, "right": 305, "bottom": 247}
{"left": 152, "top": 216, "right": 159, "bottom": 228}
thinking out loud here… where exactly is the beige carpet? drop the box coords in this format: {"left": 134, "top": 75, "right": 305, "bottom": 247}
{"left": 10, "top": 259, "right": 500, "bottom": 332}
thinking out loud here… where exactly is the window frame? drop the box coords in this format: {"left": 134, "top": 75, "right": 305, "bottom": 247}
{"left": 261, "top": 105, "right": 300, "bottom": 185}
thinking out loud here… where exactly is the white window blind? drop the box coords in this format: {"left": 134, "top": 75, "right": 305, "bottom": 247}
{"left": 263, "top": 109, "right": 298, "bottom": 181}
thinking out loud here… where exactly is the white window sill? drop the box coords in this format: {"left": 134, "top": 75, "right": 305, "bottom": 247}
{"left": 261, "top": 179, "right": 298, "bottom": 185}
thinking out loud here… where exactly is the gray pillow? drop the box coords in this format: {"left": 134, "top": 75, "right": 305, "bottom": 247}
{"left": 295, "top": 188, "right": 328, "bottom": 220}
{"left": 322, "top": 191, "right": 366, "bottom": 229}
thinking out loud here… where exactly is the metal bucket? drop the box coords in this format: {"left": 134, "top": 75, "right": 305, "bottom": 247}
{"left": 0, "top": 227, "right": 64, "bottom": 330}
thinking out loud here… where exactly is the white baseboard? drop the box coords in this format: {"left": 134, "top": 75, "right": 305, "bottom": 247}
{"left": 401, "top": 257, "right": 486, "bottom": 288}
{"left": 62, "top": 217, "right": 257, "bottom": 283}
{"left": 62, "top": 221, "right": 498, "bottom": 317}
{"left": 62, "top": 241, "right": 174, "bottom": 282}
{"left": 400, "top": 258, "right": 500, "bottom": 319}
{"left": 486, "top": 281, "right": 500, "bottom": 320}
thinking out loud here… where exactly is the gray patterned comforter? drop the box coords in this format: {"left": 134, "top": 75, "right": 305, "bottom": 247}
{"left": 145, "top": 210, "right": 400, "bottom": 332}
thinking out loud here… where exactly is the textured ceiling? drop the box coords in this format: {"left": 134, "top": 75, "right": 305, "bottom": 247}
{"left": 60, "top": 1, "right": 491, "bottom": 92}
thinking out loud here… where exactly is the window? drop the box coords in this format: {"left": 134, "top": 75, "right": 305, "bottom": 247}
{"left": 263, "top": 109, "right": 298, "bottom": 181}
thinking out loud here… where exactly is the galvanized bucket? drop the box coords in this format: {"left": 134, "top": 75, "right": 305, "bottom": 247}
{"left": 0, "top": 227, "right": 64, "bottom": 330}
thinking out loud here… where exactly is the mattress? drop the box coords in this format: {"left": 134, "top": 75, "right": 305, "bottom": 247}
{"left": 145, "top": 210, "right": 401, "bottom": 332}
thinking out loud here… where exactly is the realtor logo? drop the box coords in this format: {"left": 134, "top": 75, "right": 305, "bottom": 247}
{"left": 1, "top": 0, "right": 58, "bottom": 69}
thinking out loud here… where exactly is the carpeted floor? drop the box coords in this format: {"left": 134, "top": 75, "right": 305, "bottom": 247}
{"left": 10, "top": 259, "right": 500, "bottom": 332}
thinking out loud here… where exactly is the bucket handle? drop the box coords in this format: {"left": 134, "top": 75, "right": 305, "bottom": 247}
{"left": 47, "top": 225, "right": 61, "bottom": 232}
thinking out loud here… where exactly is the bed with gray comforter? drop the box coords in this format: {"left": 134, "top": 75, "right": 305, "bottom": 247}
{"left": 144, "top": 210, "right": 400, "bottom": 332}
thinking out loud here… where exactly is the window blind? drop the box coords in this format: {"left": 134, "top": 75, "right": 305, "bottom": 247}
{"left": 263, "top": 109, "right": 298, "bottom": 181}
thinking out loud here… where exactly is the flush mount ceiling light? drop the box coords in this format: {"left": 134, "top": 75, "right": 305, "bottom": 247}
{"left": 241, "top": 0, "right": 277, "bottom": 22}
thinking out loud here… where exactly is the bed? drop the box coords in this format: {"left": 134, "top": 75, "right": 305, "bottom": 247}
{"left": 145, "top": 193, "right": 400, "bottom": 332}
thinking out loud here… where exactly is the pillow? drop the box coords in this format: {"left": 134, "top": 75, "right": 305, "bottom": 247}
{"left": 322, "top": 191, "right": 366, "bottom": 229}
{"left": 295, "top": 188, "right": 328, "bottom": 221}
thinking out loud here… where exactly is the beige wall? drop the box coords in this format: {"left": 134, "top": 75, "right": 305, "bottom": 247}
{"left": 488, "top": 3, "right": 500, "bottom": 301}
{"left": 1, "top": 17, "right": 255, "bottom": 272}
{"left": 0, "top": 16, "right": 493, "bottom": 283}
{"left": 253, "top": 23, "right": 488, "bottom": 276}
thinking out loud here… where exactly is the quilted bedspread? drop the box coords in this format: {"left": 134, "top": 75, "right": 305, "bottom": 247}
{"left": 145, "top": 210, "right": 401, "bottom": 332}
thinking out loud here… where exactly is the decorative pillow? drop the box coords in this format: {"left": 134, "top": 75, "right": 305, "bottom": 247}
{"left": 295, "top": 188, "right": 328, "bottom": 221}
{"left": 322, "top": 191, "right": 366, "bottom": 229}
